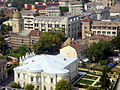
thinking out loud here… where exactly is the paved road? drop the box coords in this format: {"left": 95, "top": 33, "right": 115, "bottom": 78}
{"left": 1, "top": 73, "right": 14, "bottom": 86}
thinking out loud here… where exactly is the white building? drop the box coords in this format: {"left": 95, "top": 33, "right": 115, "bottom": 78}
{"left": 14, "top": 53, "right": 78, "bottom": 90}
{"left": 33, "top": 15, "right": 81, "bottom": 39}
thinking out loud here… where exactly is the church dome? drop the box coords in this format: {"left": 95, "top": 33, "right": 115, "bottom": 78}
{"left": 13, "top": 11, "right": 22, "bottom": 19}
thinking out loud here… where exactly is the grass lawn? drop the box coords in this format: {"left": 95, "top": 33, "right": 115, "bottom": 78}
{"left": 74, "top": 83, "right": 89, "bottom": 89}
{"left": 95, "top": 82, "right": 101, "bottom": 86}
{"left": 83, "top": 75, "right": 98, "bottom": 80}
{"left": 78, "top": 79, "right": 94, "bottom": 85}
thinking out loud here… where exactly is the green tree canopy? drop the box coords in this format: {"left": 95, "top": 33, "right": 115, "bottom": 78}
{"left": 55, "top": 79, "right": 72, "bottom": 90}
{"left": 87, "top": 40, "right": 112, "bottom": 63}
{"left": 100, "top": 68, "right": 111, "bottom": 89}
{"left": 10, "top": 82, "right": 21, "bottom": 88}
{"left": 34, "top": 31, "right": 66, "bottom": 54}
{"left": 8, "top": 44, "right": 31, "bottom": 58}
{"left": 113, "top": 32, "right": 120, "bottom": 50}
{"left": 0, "top": 35, "right": 8, "bottom": 55}
{"left": 25, "top": 84, "right": 34, "bottom": 90}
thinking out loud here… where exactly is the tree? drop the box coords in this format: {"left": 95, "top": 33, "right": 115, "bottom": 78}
{"left": 87, "top": 40, "right": 112, "bottom": 63}
{"left": 55, "top": 79, "right": 72, "bottom": 90}
{"left": 8, "top": 61, "right": 19, "bottom": 75}
{"left": 100, "top": 68, "right": 111, "bottom": 89}
{"left": 113, "top": 33, "right": 120, "bottom": 50}
{"left": 34, "top": 31, "right": 66, "bottom": 54}
{"left": 0, "top": 36, "right": 8, "bottom": 55}
{"left": 25, "top": 84, "right": 34, "bottom": 90}
{"left": 10, "top": 82, "right": 21, "bottom": 88}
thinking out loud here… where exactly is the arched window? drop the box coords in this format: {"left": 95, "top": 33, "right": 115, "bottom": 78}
{"left": 50, "top": 86, "right": 53, "bottom": 90}
{"left": 44, "top": 85, "right": 46, "bottom": 90}
{"left": 84, "top": 26, "right": 87, "bottom": 32}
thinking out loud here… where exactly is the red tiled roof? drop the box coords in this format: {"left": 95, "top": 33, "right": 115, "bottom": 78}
{"left": 28, "top": 30, "right": 42, "bottom": 37}
{"left": 82, "top": 15, "right": 91, "bottom": 22}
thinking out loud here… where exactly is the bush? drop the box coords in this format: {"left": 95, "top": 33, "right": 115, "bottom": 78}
{"left": 10, "top": 82, "right": 21, "bottom": 88}
{"left": 99, "top": 60, "right": 109, "bottom": 65}
{"left": 25, "top": 84, "right": 34, "bottom": 90}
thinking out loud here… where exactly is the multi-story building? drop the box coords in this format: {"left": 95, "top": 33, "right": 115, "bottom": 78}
{"left": 0, "top": 60, "right": 7, "bottom": 84}
{"left": 82, "top": 15, "right": 120, "bottom": 39}
{"left": 7, "top": 11, "right": 42, "bottom": 49}
{"left": 32, "top": 15, "right": 81, "bottom": 39}
{"left": 91, "top": 21, "right": 120, "bottom": 37}
{"left": 14, "top": 53, "right": 78, "bottom": 90}
{"left": 46, "top": 7, "right": 61, "bottom": 16}
{"left": 69, "top": 2, "right": 83, "bottom": 15}
{"left": 92, "top": 0, "right": 118, "bottom": 7}
{"left": 110, "top": 3, "right": 120, "bottom": 16}
{"left": 21, "top": 10, "right": 39, "bottom": 31}
{"left": 8, "top": 30, "right": 42, "bottom": 49}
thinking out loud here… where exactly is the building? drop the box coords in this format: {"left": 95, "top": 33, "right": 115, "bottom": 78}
{"left": 8, "top": 30, "right": 42, "bottom": 49}
{"left": 69, "top": 1, "right": 83, "bottom": 15}
{"left": 82, "top": 15, "right": 120, "bottom": 38}
{"left": 59, "top": 0, "right": 75, "bottom": 7}
{"left": 12, "top": 11, "right": 24, "bottom": 33}
{"left": 110, "top": 3, "right": 120, "bottom": 16}
{"left": 92, "top": 0, "right": 118, "bottom": 7}
{"left": 82, "top": 15, "right": 92, "bottom": 39}
{"left": 60, "top": 38, "right": 88, "bottom": 59}
{"left": 46, "top": 7, "right": 61, "bottom": 16}
{"left": 84, "top": 2, "right": 105, "bottom": 10}
{"left": 32, "top": 15, "right": 81, "bottom": 39}
{"left": 7, "top": 11, "right": 42, "bottom": 49}
{"left": 91, "top": 21, "right": 120, "bottom": 37}
{"left": 21, "top": 10, "right": 39, "bottom": 31}
{"left": 0, "top": 60, "right": 7, "bottom": 84}
{"left": 14, "top": 53, "right": 78, "bottom": 90}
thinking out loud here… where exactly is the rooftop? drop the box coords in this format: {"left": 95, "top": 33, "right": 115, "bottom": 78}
{"left": 111, "top": 3, "right": 120, "bottom": 13}
{"left": 14, "top": 54, "right": 77, "bottom": 75}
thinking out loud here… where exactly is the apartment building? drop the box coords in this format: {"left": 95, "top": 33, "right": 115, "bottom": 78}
{"left": 21, "top": 10, "right": 39, "bottom": 31}
{"left": 33, "top": 15, "right": 81, "bottom": 39}
{"left": 0, "top": 60, "right": 7, "bottom": 84}
{"left": 92, "top": 0, "right": 118, "bottom": 7}
{"left": 46, "top": 7, "right": 61, "bottom": 16}
{"left": 69, "top": 2, "right": 83, "bottom": 15}
{"left": 14, "top": 53, "right": 78, "bottom": 90}
{"left": 91, "top": 21, "right": 120, "bottom": 36}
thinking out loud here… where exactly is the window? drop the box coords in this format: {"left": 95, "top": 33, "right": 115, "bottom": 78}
{"left": 23, "top": 82, "right": 25, "bottom": 87}
{"left": 84, "top": 26, "right": 87, "bottom": 32}
{"left": 23, "top": 74, "right": 25, "bottom": 79}
{"left": 112, "top": 32, "right": 116, "bottom": 34}
{"left": 31, "top": 77, "right": 33, "bottom": 82}
{"left": 97, "top": 31, "right": 101, "bottom": 34}
{"left": 50, "top": 78, "right": 53, "bottom": 83}
{"left": 18, "top": 73, "right": 20, "bottom": 78}
{"left": 102, "top": 31, "right": 106, "bottom": 34}
{"left": 21, "top": 39, "right": 24, "bottom": 43}
{"left": 107, "top": 31, "right": 111, "bottom": 34}
{"left": 44, "top": 85, "right": 46, "bottom": 90}
{"left": 36, "top": 86, "right": 39, "bottom": 90}
{"left": 50, "top": 86, "right": 53, "bottom": 90}
{"left": 48, "top": 24, "right": 52, "bottom": 27}
{"left": 36, "top": 76, "right": 39, "bottom": 83}
{"left": 55, "top": 24, "right": 59, "bottom": 28}
{"left": 43, "top": 77, "right": 46, "bottom": 82}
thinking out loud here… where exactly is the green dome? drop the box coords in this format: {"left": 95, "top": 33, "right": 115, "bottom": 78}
{"left": 13, "top": 11, "right": 22, "bottom": 19}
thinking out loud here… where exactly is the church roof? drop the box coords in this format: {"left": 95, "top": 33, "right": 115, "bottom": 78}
{"left": 82, "top": 15, "right": 91, "bottom": 22}
{"left": 13, "top": 11, "right": 22, "bottom": 19}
